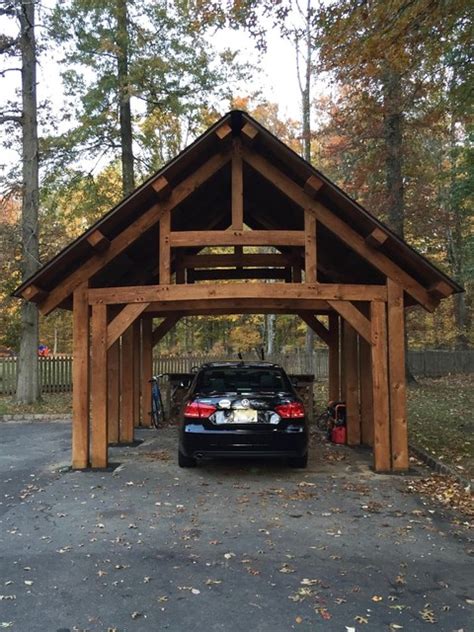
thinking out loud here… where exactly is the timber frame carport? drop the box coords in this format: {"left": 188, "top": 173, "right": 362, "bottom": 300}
{"left": 15, "top": 110, "right": 462, "bottom": 473}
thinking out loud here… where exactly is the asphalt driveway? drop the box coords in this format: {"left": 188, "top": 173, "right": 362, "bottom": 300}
{"left": 0, "top": 421, "right": 472, "bottom": 631}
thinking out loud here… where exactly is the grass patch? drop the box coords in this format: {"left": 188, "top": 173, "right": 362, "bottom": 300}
{"left": 314, "top": 375, "right": 474, "bottom": 478}
{"left": 0, "top": 392, "right": 72, "bottom": 416}
{"left": 408, "top": 375, "right": 474, "bottom": 479}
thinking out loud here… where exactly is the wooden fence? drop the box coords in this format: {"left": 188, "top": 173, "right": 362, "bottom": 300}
{"left": 0, "top": 349, "right": 472, "bottom": 395}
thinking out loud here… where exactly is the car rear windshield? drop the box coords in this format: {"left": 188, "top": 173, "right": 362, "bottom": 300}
{"left": 196, "top": 367, "right": 292, "bottom": 394}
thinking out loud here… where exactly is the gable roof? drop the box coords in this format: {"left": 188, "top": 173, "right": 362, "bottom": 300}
{"left": 14, "top": 109, "right": 462, "bottom": 311}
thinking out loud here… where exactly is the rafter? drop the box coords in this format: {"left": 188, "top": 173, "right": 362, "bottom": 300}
{"left": 241, "top": 146, "right": 437, "bottom": 311}
{"left": 34, "top": 150, "right": 232, "bottom": 315}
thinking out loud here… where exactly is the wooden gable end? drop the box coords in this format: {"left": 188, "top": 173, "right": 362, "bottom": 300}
{"left": 14, "top": 110, "right": 461, "bottom": 316}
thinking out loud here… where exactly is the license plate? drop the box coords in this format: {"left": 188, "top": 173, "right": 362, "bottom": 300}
{"left": 232, "top": 409, "right": 258, "bottom": 423}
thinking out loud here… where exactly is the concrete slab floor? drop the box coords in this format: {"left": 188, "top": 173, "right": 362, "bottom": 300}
{"left": 0, "top": 422, "right": 472, "bottom": 631}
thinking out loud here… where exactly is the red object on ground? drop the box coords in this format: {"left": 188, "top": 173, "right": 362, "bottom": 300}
{"left": 331, "top": 425, "right": 346, "bottom": 444}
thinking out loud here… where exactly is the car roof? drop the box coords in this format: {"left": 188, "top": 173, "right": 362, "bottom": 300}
{"left": 199, "top": 361, "right": 282, "bottom": 370}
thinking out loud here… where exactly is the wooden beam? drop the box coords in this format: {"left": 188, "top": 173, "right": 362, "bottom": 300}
{"left": 170, "top": 230, "right": 305, "bottom": 248}
{"left": 90, "top": 303, "right": 108, "bottom": 468}
{"left": 241, "top": 122, "right": 258, "bottom": 144}
{"left": 428, "top": 280, "right": 453, "bottom": 300}
{"left": 22, "top": 283, "right": 47, "bottom": 302}
{"left": 90, "top": 282, "right": 387, "bottom": 305}
{"left": 359, "top": 334, "right": 373, "bottom": 447}
{"left": 181, "top": 253, "right": 291, "bottom": 268}
{"left": 231, "top": 139, "right": 243, "bottom": 230}
{"left": 151, "top": 175, "right": 171, "bottom": 199}
{"left": 147, "top": 305, "right": 331, "bottom": 317}
{"left": 371, "top": 301, "right": 391, "bottom": 472}
{"left": 37, "top": 150, "right": 232, "bottom": 315}
{"left": 304, "top": 175, "right": 324, "bottom": 197}
{"left": 120, "top": 327, "right": 135, "bottom": 443}
{"left": 152, "top": 313, "right": 182, "bottom": 347}
{"left": 241, "top": 146, "right": 437, "bottom": 311}
{"left": 188, "top": 268, "right": 291, "bottom": 282}
{"left": 328, "top": 313, "right": 340, "bottom": 402}
{"left": 107, "top": 303, "right": 150, "bottom": 350}
{"left": 133, "top": 320, "right": 141, "bottom": 427}
{"left": 107, "top": 340, "right": 120, "bottom": 444}
{"left": 298, "top": 313, "right": 331, "bottom": 346}
{"left": 387, "top": 279, "right": 408, "bottom": 470}
{"left": 327, "top": 300, "right": 371, "bottom": 343}
{"left": 365, "top": 227, "right": 388, "bottom": 249}
{"left": 215, "top": 122, "right": 232, "bottom": 142}
{"left": 343, "top": 322, "right": 360, "bottom": 445}
{"left": 159, "top": 210, "right": 171, "bottom": 284}
{"left": 141, "top": 318, "right": 153, "bottom": 428}
{"left": 72, "top": 282, "right": 89, "bottom": 469}
{"left": 87, "top": 229, "right": 110, "bottom": 253}
{"left": 304, "top": 211, "right": 317, "bottom": 283}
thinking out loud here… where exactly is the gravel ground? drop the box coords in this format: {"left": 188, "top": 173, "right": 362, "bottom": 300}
{"left": 0, "top": 421, "right": 472, "bottom": 632}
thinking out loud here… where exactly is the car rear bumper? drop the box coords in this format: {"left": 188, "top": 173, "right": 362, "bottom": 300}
{"left": 180, "top": 423, "right": 308, "bottom": 459}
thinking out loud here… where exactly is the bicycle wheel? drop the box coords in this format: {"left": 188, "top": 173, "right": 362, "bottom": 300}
{"left": 151, "top": 391, "right": 164, "bottom": 428}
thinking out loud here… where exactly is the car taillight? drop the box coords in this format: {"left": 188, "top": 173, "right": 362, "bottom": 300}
{"left": 274, "top": 402, "right": 305, "bottom": 418}
{"left": 184, "top": 401, "right": 217, "bottom": 418}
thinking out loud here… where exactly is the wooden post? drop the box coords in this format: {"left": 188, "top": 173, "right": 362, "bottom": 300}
{"left": 304, "top": 211, "right": 317, "bottom": 282}
{"left": 328, "top": 313, "right": 340, "bottom": 402}
{"left": 90, "top": 303, "right": 108, "bottom": 468}
{"left": 141, "top": 318, "right": 153, "bottom": 428}
{"left": 387, "top": 279, "right": 408, "bottom": 470}
{"left": 159, "top": 210, "right": 171, "bottom": 284}
{"left": 232, "top": 139, "right": 243, "bottom": 230}
{"left": 107, "top": 340, "right": 120, "bottom": 444}
{"left": 342, "top": 321, "right": 360, "bottom": 445}
{"left": 359, "top": 334, "right": 374, "bottom": 446}
{"left": 133, "top": 320, "right": 141, "bottom": 426}
{"left": 72, "top": 282, "right": 89, "bottom": 469}
{"left": 370, "top": 301, "right": 391, "bottom": 471}
{"left": 120, "top": 325, "right": 135, "bottom": 443}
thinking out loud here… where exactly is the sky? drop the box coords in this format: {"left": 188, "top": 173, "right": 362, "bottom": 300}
{"left": 0, "top": 1, "right": 327, "bottom": 181}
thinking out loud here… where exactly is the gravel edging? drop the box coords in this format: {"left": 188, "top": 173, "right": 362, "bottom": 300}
{"left": 0, "top": 413, "right": 72, "bottom": 422}
{"left": 409, "top": 443, "right": 472, "bottom": 490}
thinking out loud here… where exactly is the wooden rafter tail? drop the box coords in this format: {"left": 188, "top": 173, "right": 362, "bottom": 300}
{"left": 87, "top": 229, "right": 110, "bottom": 253}
{"left": 304, "top": 175, "right": 324, "bottom": 197}
{"left": 240, "top": 145, "right": 438, "bottom": 312}
{"left": 428, "top": 280, "right": 453, "bottom": 300}
{"left": 152, "top": 313, "right": 183, "bottom": 347}
{"left": 22, "top": 283, "right": 47, "bottom": 302}
{"left": 215, "top": 122, "right": 232, "bottom": 143}
{"left": 298, "top": 313, "right": 331, "bottom": 346}
{"left": 241, "top": 122, "right": 258, "bottom": 145}
{"left": 37, "top": 149, "right": 232, "bottom": 316}
{"left": 365, "top": 228, "right": 388, "bottom": 249}
{"left": 151, "top": 176, "right": 171, "bottom": 200}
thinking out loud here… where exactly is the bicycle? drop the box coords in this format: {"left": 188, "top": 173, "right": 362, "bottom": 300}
{"left": 150, "top": 374, "right": 166, "bottom": 428}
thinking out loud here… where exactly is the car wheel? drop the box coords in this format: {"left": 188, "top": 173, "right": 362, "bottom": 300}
{"left": 288, "top": 453, "right": 308, "bottom": 468}
{"left": 178, "top": 449, "right": 197, "bottom": 468}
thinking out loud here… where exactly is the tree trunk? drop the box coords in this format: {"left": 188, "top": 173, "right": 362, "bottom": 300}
{"left": 445, "top": 111, "right": 468, "bottom": 348}
{"left": 16, "top": 0, "right": 40, "bottom": 404}
{"left": 382, "top": 67, "right": 404, "bottom": 238}
{"left": 265, "top": 313, "right": 276, "bottom": 356}
{"left": 299, "top": 0, "right": 314, "bottom": 354}
{"left": 116, "top": 0, "right": 135, "bottom": 195}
